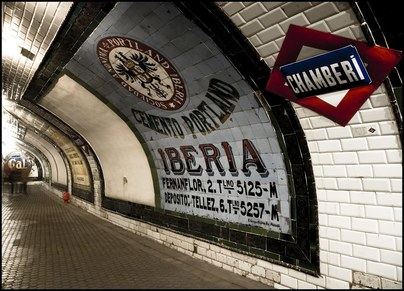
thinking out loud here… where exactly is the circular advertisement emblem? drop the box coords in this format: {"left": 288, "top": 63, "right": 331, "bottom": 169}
{"left": 97, "top": 36, "right": 187, "bottom": 111}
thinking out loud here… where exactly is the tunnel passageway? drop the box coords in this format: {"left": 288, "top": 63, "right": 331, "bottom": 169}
{"left": 1, "top": 183, "right": 268, "bottom": 289}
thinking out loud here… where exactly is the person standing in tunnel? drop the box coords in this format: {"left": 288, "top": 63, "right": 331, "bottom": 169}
{"left": 8, "top": 171, "right": 17, "bottom": 194}
{"left": 22, "top": 180, "right": 28, "bottom": 194}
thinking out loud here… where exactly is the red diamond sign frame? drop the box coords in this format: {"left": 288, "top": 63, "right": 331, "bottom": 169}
{"left": 266, "top": 24, "right": 402, "bottom": 126}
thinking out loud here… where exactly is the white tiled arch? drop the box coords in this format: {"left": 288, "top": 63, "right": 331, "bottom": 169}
{"left": 218, "top": 1, "right": 402, "bottom": 289}
{"left": 24, "top": 130, "right": 68, "bottom": 186}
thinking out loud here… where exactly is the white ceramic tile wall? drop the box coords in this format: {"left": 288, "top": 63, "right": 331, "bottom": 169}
{"left": 220, "top": 1, "right": 402, "bottom": 289}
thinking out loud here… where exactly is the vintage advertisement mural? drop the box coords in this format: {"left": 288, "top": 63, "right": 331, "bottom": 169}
{"left": 68, "top": 2, "right": 294, "bottom": 234}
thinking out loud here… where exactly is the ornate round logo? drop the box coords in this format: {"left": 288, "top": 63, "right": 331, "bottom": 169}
{"left": 97, "top": 36, "right": 187, "bottom": 111}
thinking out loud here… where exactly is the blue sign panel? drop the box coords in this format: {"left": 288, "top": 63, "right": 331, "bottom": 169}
{"left": 280, "top": 45, "right": 371, "bottom": 98}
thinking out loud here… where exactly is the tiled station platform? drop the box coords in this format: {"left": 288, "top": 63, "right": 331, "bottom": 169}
{"left": 2, "top": 183, "right": 269, "bottom": 289}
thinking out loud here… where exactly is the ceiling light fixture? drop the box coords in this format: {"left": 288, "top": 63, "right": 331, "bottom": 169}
{"left": 20, "top": 47, "right": 36, "bottom": 61}
{"left": 2, "top": 26, "right": 36, "bottom": 61}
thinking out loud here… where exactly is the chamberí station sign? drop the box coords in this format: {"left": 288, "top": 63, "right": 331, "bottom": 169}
{"left": 266, "top": 24, "right": 402, "bottom": 126}
{"left": 280, "top": 45, "right": 371, "bottom": 98}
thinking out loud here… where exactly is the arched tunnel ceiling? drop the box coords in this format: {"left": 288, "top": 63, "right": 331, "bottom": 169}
{"left": 24, "top": 128, "right": 67, "bottom": 185}
{"left": 14, "top": 139, "right": 50, "bottom": 175}
{"left": 10, "top": 138, "right": 50, "bottom": 180}
{"left": 2, "top": 2, "right": 73, "bottom": 101}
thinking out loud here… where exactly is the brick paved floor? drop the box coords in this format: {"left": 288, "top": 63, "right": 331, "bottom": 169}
{"left": 2, "top": 183, "right": 270, "bottom": 289}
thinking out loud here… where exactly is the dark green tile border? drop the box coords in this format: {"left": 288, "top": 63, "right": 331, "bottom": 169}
{"left": 72, "top": 184, "right": 94, "bottom": 203}
{"left": 52, "top": 182, "right": 68, "bottom": 192}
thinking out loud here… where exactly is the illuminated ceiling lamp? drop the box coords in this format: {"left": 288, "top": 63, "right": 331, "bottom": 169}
{"left": 1, "top": 100, "right": 21, "bottom": 155}
{"left": 2, "top": 26, "right": 35, "bottom": 61}
{"left": 1, "top": 119, "right": 18, "bottom": 157}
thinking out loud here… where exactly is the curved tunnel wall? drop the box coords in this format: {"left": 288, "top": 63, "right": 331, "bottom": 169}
{"left": 40, "top": 74, "right": 156, "bottom": 207}
{"left": 38, "top": 1, "right": 318, "bottom": 275}
{"left": 16, "top": 141, "right": 50, "bottom": 181}
{"left": 24, "top": 130, "right": 67, "bottom": 187}
{"left": 218, "top": 1, "right": 402, "bottom": 288}
{"left": 19, "top": 1, "right": 402, "bottom": 289}
{"left": 11, "top": 103, "right": 94, "bottom": 200}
